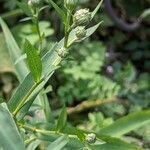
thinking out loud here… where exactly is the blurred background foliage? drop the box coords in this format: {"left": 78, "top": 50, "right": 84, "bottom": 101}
{"left": 0, "top": 0, "right": 150, "bottom": 149}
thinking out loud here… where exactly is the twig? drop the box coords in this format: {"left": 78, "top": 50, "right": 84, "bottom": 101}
{"left": 67, "top": 97, "right": 118, "bottom": 115}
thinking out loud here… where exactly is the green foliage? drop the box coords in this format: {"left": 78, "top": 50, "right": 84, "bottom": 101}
{"left": 0, "top": 0, "right": 150, "bottom": 149}
{"left": 58, "top": 41, "right": 120, "bottom": 104}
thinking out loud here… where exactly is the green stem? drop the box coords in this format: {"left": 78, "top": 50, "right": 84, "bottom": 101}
{"left": 35, "top": 17, "right": 43, "bottom": 50}
{"left": 64, "top": 11, "right": 72, "bottom": 48}
{"left": 13, "top": 79, "right": 43, "bottom": 117}
{"left": 32, "top": 8, "right": 43, "bottom": 51}
{"left": 18, "top": 123, "right": 78, "bottom": 139}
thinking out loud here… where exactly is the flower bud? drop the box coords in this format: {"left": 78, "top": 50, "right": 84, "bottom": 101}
{"left": 64, "top": 0, "right": 77, "bottom": 11}
{"left": 28, "top": 0, "right": 40, "bottom": 8}
{"left": 73, "top": 8, "right": 91, "bottom": 27}
{"left": 56, "top": 47, "right": 68, "bottom": 58}
{"left": 75, "top": 26, "right": 87, "bottom": 39}
{"left": 86, "top": 133, "right": 96, "bottom": 144}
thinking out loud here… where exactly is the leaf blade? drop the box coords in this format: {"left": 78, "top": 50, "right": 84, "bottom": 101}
{"left": 46, "top": 135, "right": 68, "bottom": 150}
{"left": 0, "top": 17, "right": 29, "bottom": 81}
{"left": 99, "top": 110, "right": 150, "bottom": 137}
{"left": 91, "top": 0, "right": 103, "bottom": 19}
{"left": 24, "top": 39, "right": 42, "bottom": 83}
{"left": 56, "top": 107, "right": 67, "bottom": 132}
{"left": 0, "top": 103, "right": 25, "bottom": 150}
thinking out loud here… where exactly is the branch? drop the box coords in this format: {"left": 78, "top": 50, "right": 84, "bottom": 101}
{"left": 67, "top": 97, "right": 117, "bottom": 115}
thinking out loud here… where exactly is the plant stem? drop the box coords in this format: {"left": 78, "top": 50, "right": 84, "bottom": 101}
{"left": 18, "top": 123, "right": 78, "bottom": 139}
{"left": 67, "top": 98, "right": 117, "bottom": 115}
{"left": 35, "top": 17, "right": 43, "bottom": 50}
{"left": 13, "top": 79, "right": 43, "bottom": 117}
{"left": 64, "top": 11, "right": 72, "bottom": 48}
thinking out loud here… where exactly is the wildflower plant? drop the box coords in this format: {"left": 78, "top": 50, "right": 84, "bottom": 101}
{"left": 0, "top": 0, "right": 150, "bottom": 149}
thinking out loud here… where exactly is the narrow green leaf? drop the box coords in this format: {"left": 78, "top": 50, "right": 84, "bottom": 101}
{"left": 46, "top": 135, "right": 68, "bottom": 150}
{"left": 99, "top": 110, "right": 150, "bottom": 137}
{"left": 41, "top": 90, "right": 54, "bottom": 122}
{"left": 89, "top": 136, "right": 142, "bottom": 150}
{"left": 86, "top": 21, "right": 103, "bottom": 37}
{"left": 56, "top": 107, "right": 67, "bottom": 132}
{"left": 91, "top": 0, "right": 103, "bottom": 19}
{"left": 0, "top": 103, "right": 25, "bottom": 150}
{"left": 47, "top": 0, "right": 66, "bottom": 22}
{"left": 24, "top": 39, "right": 42, "bottom": 83}
{"left": 0, "top": 17, "right": 29, "bottom": 81}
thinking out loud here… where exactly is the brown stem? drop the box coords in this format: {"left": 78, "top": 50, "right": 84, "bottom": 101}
{"left": 67, "top": 97, "right": 118, "bottom": 115}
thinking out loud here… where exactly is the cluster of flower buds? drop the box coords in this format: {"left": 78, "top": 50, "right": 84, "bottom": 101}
{"left": 73, "top": 8, "right": 91, "bottom": 27}
{"left": 56, "top": 47, "right": 69, "bottom": 58}
{"left": 86, "top": 133, "right": 96, "bottom": 144}
{"left": 73, "top": 8, "right": 91, "bottom": 40}
{"left": 75, "top": 26, "right": 87, "bottom": 39}
{"left": 64, "top": 0, "right": 78, "bottom": 11}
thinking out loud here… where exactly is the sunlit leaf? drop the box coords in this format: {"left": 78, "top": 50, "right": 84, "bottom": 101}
{"left": 24, "top": 39, "right": 42, "bottom": 83}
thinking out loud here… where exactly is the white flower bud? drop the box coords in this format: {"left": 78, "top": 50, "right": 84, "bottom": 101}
{"left": 73, "top": 8, "right": 91, "bottom": 26}
{"left": 64, "top": 0, "right": 77, "bottom": 10}
{"left": 28, "top": 0, "right": 40, "bottom": 8}
{"left": 75, "top": 26, "right": 87, "bottom": 39}
{"left": 56, "top": 47, "right": 68, "bottom": 58}
{"left": 86, "top": 133, "right": 96, "bottom": 144}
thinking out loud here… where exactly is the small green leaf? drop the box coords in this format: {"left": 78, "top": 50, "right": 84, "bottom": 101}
{"left": 24, "top": 39, "right": 42, "bottom": 83}
{"left": 86, "top": 21, "right": 103, "bottom": 38}
{"left": 99, "top": 110, "right": 150, "bottom": 137}
{"left": 46, "top": 135, "right": 68, "bottom": 150}
{"left": 47, "top": 0, "right": 66, "bottom": 23}
{"left": 56, "top": 107, "right": 67, "bottom": 132}
{"left": 91, "top": 0, "right": 103, "bottom": 19}
{"left": 0, "top": 103, "right": 25, "bottom": 150}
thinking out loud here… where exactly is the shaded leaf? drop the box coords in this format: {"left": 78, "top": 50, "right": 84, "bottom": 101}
{"left": 56, "top": 107, "right": 67, "bottom": 132}
{"left": 91, "top": 0, "right": 103, "bottom": 19}
{"left": 47, "top": 0, "right": 66, "bottom": 22}
{"left": 0, "top": 17, "right": 29, "bottom": 81}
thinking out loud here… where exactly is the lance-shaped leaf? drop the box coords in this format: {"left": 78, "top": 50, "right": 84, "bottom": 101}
{"left": 99, "top": 110, "right": 150, "bottom": 137}
{"left": 24, "top": 39, "right": 42, "bottom": 83}
{"left": 46, "top": 135, "right": 68, "bottom": 150}
{"left": 47, "top": 0, "right": 66, "bottom": 23}
{"left": 91, "top": 0, "right": 103, "bottom": 19}
{"left": 0, "top": 103, "right": 25, "bottom": 150}
{"left": 0, "top": 17, "right": 29, "bottom": 81}
{"left": 56, "top": 107, "right": 67, "bottom": 132}
{"left": 89, "top": 135, "right": 143, "bottom": 150}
